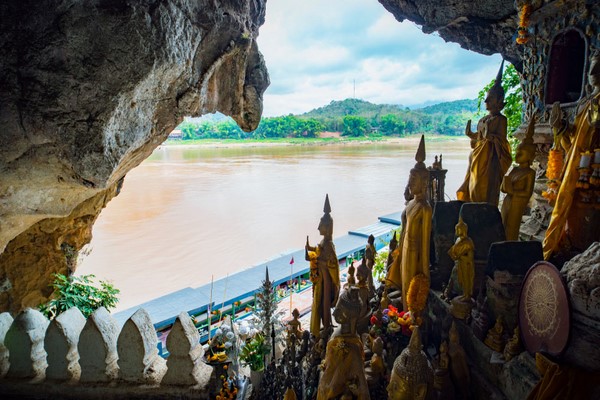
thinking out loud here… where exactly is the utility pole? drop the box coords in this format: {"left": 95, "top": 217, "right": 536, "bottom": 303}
{"left": 353, "top": 79, "right": 356, "bottom": 99}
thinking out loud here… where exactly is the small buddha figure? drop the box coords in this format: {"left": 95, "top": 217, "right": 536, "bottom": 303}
{"left": 470, "top": 291, "right": 490, "bottom": 341}
{"left": 380, "top": 286, "right": 390, "bottom": 311}
{"left": 433, "top": 341, "right": 454, "bottom": 400}
{"left": 448, "top": 322, "right": 470, "bottom": 400}
{"left": 346, "top": 262, "right": 356, "bottom": 288}
{"left": 484, "top": 317, "right": 505, "bottom": 353}
{"left": 386, "top": 135, "right": 432, "bottom": 311}
{"left": 448, "top": 216, "right": 475, "bottom": 319}
{"left": 365, "top": 336, "right": 386, "bottom": 389}
{"left": 544, "top": 53, "right": 600, "bottom": 258}
{"left": 356, "top": 257, "right": 371, "bottom": 335}
{"left": 457, "top": 60, "right": 512, "bottom": 206}
{"left": 386, "top": 232, "right": 398, "bottom": 273}
{"left": 287, "top": 308, "right": 302, "bottom": 339}
{"left": 503, "top": 327, "right": 523, "bottom": 362}
{"left": 501, "top": 118, "right": 536, "bottom": 241}
{"left": 365, "top": 234, "right": 377, "bottom": 295}
{"left": 317, "top": 287, "right": 370, "bottom": 400}
{"left": 306, "top": 194, "right": 341, "bottom": 337}
{"left": 386, "top": 326, "right": 433, "bottom": 400}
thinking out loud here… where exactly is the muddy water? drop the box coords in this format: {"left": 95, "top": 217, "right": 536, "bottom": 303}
{"left": 78, "top": 139, "right": 471, "bottom": 311}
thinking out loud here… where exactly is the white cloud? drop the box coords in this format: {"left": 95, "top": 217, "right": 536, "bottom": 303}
{"left": 256, "top": 0, "right": 503, "bottom": 117}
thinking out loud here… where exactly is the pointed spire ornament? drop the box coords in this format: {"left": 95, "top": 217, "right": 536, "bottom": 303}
{"left": 415, "top": 134, "right": 426, "bottom": 165}
{"left": 323, "top": 194, "right": 331, "bottom": 214}
{"left": 265, "top": 266, "right": 270, "bottom": 283}
{"left": 489, "top": 59, "right": 505, "bottom": 101}
{"left": 408, "top": 325, "right": 423, "bottom": 351}
{"left": 524, "top": 116, "right": 535, "bottom": 146}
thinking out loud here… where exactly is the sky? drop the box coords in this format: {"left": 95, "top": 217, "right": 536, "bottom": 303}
{"left": 256, "top": 0, "right": 503, "bottom": 117}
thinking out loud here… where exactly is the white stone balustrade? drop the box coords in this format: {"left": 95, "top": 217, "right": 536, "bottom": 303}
{"left": 0, "top": 312, "right": 14, "bottom": 377}
{"left": 162, "top": 312, "right": 211, "bottom": 387}
{"left": 117, "top": 308, "right": 166, "bottom": 384}
{"left": 5, "top": 308, "right": 48, "bottom": 380}
{"left": 45, "top": 307, "right": 86, "bottom": 382}
{"left": 0, "top": 306, "right": 214, "bottom": 398}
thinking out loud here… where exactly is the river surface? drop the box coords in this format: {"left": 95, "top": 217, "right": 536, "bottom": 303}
{"left": 79, "top": 139, "right": 471, "bottom": 311}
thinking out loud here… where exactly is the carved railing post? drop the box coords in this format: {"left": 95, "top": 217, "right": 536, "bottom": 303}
{"left": 0, "top": 312, "right": 14, "bottom": 378}
{"left": 162, "top": 312, "right": 211, "bottom": 386}
{"left": 45, "top": 307, "right": 86, "bottom": 382}
{"left": 117, "top": 308, "right": 166, "bottom": 384}
{"left": 5, "top": 308, "right": 48, "bottom": 381}
{"left": 78, "top": 307, "right": 119, "bottom": 383}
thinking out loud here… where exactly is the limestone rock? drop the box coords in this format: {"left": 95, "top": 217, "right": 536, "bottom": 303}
{"left": 0, "top": 312, "right": 14, "bottom": 377}
{"left": 78, "top": 307, "right": 119, "bottom": 383}
{"left": 162, "top": 312, "right": 211, "bottom": 387}
{"left": 45, "top": 307, "right": 86, "bottom": 382}
{"left": 486, "top": 241, "right": 543, "bottom": 277}
{"left": 0, "top": 0, "right": 269, "bottom": 312}
{"left": 117, "top": 308, "right": 166, "bottom": 384}
{"left": 5, "top": 308, "right": 49, "bottom": 380}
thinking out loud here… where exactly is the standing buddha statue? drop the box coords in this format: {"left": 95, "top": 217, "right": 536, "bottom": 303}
{"left": 386, "top": 135, "right": 432, "bottom": 311}
{"left": 306, "top": 194, "right": 341, "bottom": 337}
{"left": 365, "top": 234, "right": 377, "bottom": 295}
{"left": 457, "top": 60, "right": 512, "bottom": 206}
{"left": 448, "top": 216, "right": 475, "bottom": 320}
{"left": 501, "top": 117, "right": 536, "bottom": 241}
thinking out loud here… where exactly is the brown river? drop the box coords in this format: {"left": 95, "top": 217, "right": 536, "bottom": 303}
{"left": 78, "top": 138, "right": 471, "bottom": 311}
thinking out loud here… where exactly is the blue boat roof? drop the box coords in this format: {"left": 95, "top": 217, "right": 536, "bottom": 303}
{"left": 378, "top": 211, "right": 403, "bottom": 225}
{"left": 114, "top": 211, "right": 402, "bottom": 328}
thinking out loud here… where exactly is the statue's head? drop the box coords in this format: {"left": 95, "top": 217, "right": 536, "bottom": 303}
{"left": 589, "top": 52, "right": 600, "bottom": 89}
{"left": 516, "top": 117, "right": 536, "bottom": 164}
{"left": 356, "top": 256, "right": 369, "bottom": 285}
{"left": 485, "top": 60, "right": 506, "bottom": 113}
{"left": 455, "top": 216, "right": 468, "bottom": 238}
{"left": 332, "top": 287, "right": 362, "bottom": 325}
{"left": 292, "top": 308, "right": 300, "bottom": 319}
{"left": 387, "top": 326, "right": 432, "bottom": 400}
{"left": 373, "top": 337, "right": 384, "bottom": 355}
{"left": 408, "top": 135, "right": 429, "bottom": 197}
{"left": 318, "top": 194, "right": 333, "bottom": 238}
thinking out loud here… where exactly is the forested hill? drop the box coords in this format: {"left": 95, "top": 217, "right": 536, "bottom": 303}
{"left": 175, "top": 98, "right": 480, "bottom": 140}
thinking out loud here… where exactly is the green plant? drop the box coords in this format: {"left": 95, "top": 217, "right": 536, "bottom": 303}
{"left": 39, "top": 273, "right": 120, "bottom": 320}
{"left": 373, "top": 250, "right": 389, "bottom": 282}
{"left": 239, "top": 333, "right": 269, "bottom": 371}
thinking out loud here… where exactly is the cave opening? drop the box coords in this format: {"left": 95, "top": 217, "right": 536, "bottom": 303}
{"left": 545, "top": 29, "right": 587, "bottom": 105}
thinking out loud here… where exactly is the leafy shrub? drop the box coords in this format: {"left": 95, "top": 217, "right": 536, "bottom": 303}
{"left": 39, "top": 273, "right": 120, "bottom": 320}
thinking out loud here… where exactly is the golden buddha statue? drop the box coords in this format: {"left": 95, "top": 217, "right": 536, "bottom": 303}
{"left": 317, "top": 287, "right": 370, "bottom": 400}
{"left": 501, "top": 118, "right": 536, "bottom": 241}
{"left": 457, "top": 60, "right": 512, "bottom": 206}
{"left": 365, "top": 336, "right": 386, "bottom": 389}
{"left": 448, "top": 216, "right": 475, "bottom": 319}
{"left": 346, "top": 262, "right": 356, "bottom": 288}
{"left": 386, "top": 326, "right": 433, "bottom": 400}
{"left": 365, "top": 234, "right": 377, "bottom": 295}
{"left": 287, "top": 308, "right": 302, "bottom": 339}
{"left": 306, "top": 194, "right": 341, "bottom": 337}
{"left": 448, "top": 322, "right": 470, "bottom": 400}
{"left": 503, "top": 327, "right": 522, "bottom": 362}
{"left": 386, "top": 231, "right": 398, "bottom": 273}
{"left": 543, "top": 53, "right": 600, "bottom": 259}
{"left": 386, "top": 135, "right": 432, "bottom": 311}
{"left": 484, "top": 317, "right": 505, "bottom": 353}
{"left": 433, "top": 341, "right": 455, "bottom": 400}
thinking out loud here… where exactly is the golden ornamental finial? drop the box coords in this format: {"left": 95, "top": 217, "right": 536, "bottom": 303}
{"left": 415, "top": 134, "right": 426, "bottom": 165}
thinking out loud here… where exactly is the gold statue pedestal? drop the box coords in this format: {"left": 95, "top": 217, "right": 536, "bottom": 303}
{"left": 450, "top": 296, "right": 473, "bottom": 320}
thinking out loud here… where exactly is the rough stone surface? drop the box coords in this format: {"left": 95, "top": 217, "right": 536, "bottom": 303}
{"left": 377, "top": 0, "right": 522, "bottom": 69}
{"left": 486, "top": 241, "right": 543, "bottom": 277}
{"left": 78, "top": 307, "right": 119, "bottom": 383}
{"left": 45, "top": 307, "right": 86, "bottom": 382}
{"left": 5, "top": 308, "right": 49, "bottom": 380}
{"left": 561, "top": 242, "right": 600, "bottom": 371}
{"left": 162, "top": 312, "right": 211, "bottom": 387}
{"left": 430, "top": 200, "right": 463, "bottom": 290}
{"left": 460, "top": 203, "right": 506, "bottom": 263}
{"left": 0, "top": 312, "right": 14, "bottom": 377}
{"left": 117, "top": 308, "right": 167, "bottom": 384}
{"left": 0, "top": 0, "right": 269, "bottom": 312}
{"left": 486, "top": 272, "right": 522, "bottom": 334}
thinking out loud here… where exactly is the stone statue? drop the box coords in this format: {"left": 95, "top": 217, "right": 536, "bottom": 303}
{"left": 448, "top": 322, "right": 470, "bottom": 400}
{"left": 457, "top": 60, "right": 512, "bottom": 206}
{"left": 356, "top": 256, "right": 371, "bottom": 335}
{"left": 365, "top": 234, "right": 377, "bottom": 295}
{"left": 347, "top": 262, "right": 356, "bottom": 288}
{"left": 447, "top": 216, "right": 475, "bottom": 319}
{"left": 543, "top": 53, "right": 600, "bottom": 259}
{"left": 484, "top": 317, "right": 505, "bottom": 353}
{"left": 386, "top": 231, "right": 398, "bottom": 273}
{"left": 433, "top": 341, "right": 454, "bottom": 400}
{"left": 386, "top": 326, "right": 433, "bottom": 400}
{"left": 503, "top": 327, "right": 523, "bottom": 362}
{"left": 386, "top": 135, "right": 432, "bottom": 311}
{"left": 306, "top": 194, "right": 341, "bottom": 337}
{"left": 365, "top": 336, "right": 386, "bottom": 388}
{"left": 317, "top": 287, "right": 370, "bottom": 400}
{"left": 501, "top": 118, "right": 536, "bottom": 241}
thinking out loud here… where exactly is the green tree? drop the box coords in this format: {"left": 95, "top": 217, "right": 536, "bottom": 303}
{"left": 379, "top": 114, "right": 405, "bottom": 136}
{"left": 39, "top": 273, "right": 120, "bottom": 320}
{"left": 342, "top": 115, "right": 368, "bottom": 137}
